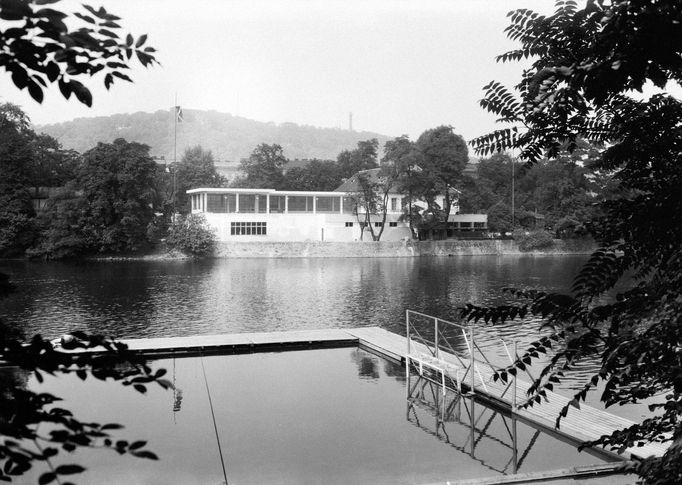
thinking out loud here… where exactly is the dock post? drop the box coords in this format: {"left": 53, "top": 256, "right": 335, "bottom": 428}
{"left": 434, "top": 317, "right": 439, "bottom": 359}
{"left": 406, "top": 310, "right": 410, "bottom": 356}
{"left": 470, "top": 326, "right": 475, "bottom": 395}
{"left": 512, "top": 340, "right": 518, "bottom": 411}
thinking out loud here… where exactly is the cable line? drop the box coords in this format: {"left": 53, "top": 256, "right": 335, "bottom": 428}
{"left": 200, "top": 355, "right": 229, "bottom": 485}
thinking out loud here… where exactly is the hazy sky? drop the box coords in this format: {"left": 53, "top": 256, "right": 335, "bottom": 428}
{"left": 1, "top": 0, "right": 558, "bottom": 141}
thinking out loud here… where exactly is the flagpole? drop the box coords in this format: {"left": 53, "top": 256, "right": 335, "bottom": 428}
{"left": 173, "top": 93, "right": 178, "bottom": 218}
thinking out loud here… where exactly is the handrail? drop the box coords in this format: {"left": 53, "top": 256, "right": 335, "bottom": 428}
{"left": 406, "top": 309, "right": 516, "bottom": 404}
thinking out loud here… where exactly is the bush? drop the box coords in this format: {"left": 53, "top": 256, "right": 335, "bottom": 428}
{"left": 513, "top": 229, "right": 555, "bottom": 252}
{"left": 166, "top": 214, "right": 215, "bottom": 256}
{"left": 554, "top": 216, "right": 589, "bottom": 239}
{"left": 27, "top": 192, "right": 89, "bottom": 260}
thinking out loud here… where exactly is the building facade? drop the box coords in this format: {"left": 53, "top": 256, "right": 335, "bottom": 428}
{"left": 188, "top": 187, "right": 487, "bottom": 242}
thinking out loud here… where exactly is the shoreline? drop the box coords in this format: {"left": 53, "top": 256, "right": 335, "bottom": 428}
{"left": 1, "top": 239, "right": 597, "bottom": 262}
{"left": 97, "top": 238, "right": 596, "bottom": 260}
{"left": 210, "top": 239, "right": 596, "bottom": 258}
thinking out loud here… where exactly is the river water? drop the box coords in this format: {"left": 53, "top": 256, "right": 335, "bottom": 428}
{"left": 0, "top": 255, "right": 584, "bottom": 338}
{"left": 0, "top": 255, "right": 653, "bottom": 420}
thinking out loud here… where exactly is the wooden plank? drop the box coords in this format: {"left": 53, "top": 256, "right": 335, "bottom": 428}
{"left": 422, "top": 462, "right": 625, "bottom": 485}
{"left": 116, "top": 328, "right": 358, "bottom": 355}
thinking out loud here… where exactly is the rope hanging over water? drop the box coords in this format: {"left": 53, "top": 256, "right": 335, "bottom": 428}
{"left": 200, "top": 355, "right": 229, "bottom": 485}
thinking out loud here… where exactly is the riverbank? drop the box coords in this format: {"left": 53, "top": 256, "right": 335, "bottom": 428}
{"left": 213, "top": 238, "right": 596, "bottom": 258}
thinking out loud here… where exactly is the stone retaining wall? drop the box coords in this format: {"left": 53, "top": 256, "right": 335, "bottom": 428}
{"left": 213, "top": 238, "right": 595, "bottom": 258}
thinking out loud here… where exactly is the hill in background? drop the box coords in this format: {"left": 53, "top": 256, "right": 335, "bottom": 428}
{"left": 37, "top": 109, "right": 392, "bottom": 164}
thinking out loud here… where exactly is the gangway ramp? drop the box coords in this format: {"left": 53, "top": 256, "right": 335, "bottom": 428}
{"left": 347, "top": 320, "right": 669, "bottom": 461}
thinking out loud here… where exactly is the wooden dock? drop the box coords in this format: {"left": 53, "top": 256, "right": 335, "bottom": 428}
{"left": 115, "top": 326, "right": 667, "bottom": 461}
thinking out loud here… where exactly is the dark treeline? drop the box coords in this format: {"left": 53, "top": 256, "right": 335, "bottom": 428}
{"left": 0, "top": 102, "right": 225, "bottom": 259}
{"left": 461, "top": 140, "right": 615, "bottom": 237}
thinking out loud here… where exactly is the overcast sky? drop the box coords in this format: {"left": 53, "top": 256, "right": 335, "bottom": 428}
{"left": 2, "top": 0, "right": 560, "bottom": 140}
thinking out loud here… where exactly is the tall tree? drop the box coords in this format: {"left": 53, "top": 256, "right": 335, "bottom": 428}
{"left": 27, "top": 133, "right": 79, "bottom": 189}
{"left": 172, "top": 145, "right": 225, "bottom": 213}
{"left": 236, "top": 143, "right": 288, "bottom": 189}
{"left": 280, "top": 159, "right": 342, "bottom": 191}
{"left": 382, "top": 135, "right": 420, "bottom": 237}
{"left": 415, "top": 126, "right": 468, "bottom": 224}
{"left": 337, "top": 138, "right": 379, "bottom": 179}
{"left": 468, "top": 1, "right": 682, "bottom": 482}
{"left": 0, "top": 103, "right": 36, "bottom": 256}
{"left": 348, "top": 172, "right": 389, "bottom": 241}
{"left": 78, "top": 138, "right": 158, "bottom": 253}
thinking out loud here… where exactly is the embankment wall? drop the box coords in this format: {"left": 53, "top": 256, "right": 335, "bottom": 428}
{"left": 213, "top": 238, "right": 595, "bottom": 258}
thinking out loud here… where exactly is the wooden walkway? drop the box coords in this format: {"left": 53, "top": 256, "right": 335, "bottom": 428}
{"left": 347, "top": 326, "right": 669, "bottom": 461}
{"left": 119, "top": 328, "right": 356, "bottom": 356}
{"left": 113, "top": 326, "right": 667, "bottom": 461}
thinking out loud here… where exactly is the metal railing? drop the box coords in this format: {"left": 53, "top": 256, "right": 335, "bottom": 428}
{"left": 406, "top": 310, "right": 528, "bottom": 410}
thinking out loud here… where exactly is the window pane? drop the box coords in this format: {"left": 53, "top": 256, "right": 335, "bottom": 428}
{"left": 206, "top": 194, "right": 222, "bottom": 212}
{"left": 316, "top": 196, "right": 335, "bottom": 212}
{"left": 342, "top": 197, "right": 355, "bottom": 214}
{"left": 269, "top": 195, "right": 286, "bottom": 213}
{"left": 239, "top": 194, "right": 256, "bottom": 213}
{"left": 257, "top": 195, "right": 267, "bottom": 213}
{"left": 288, "top": 196, "right": 313, "bottom": 212}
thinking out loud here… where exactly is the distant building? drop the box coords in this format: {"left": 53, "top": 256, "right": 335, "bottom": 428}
{"left": 188, "top": 169, "right": 487, "bottom": 242}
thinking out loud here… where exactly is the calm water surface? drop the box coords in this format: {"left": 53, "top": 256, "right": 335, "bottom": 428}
{"left": 0, "top": 256, "right": 654, "bottom": 419}
{"left": 0, "top": 256, "right": 584, "bottom": 338}
{"left": 12, "top": 348, "right": 616, "bottom": 485}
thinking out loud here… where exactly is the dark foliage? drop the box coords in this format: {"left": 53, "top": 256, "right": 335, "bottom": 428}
{"left": 280, "top": 159, "right": 343, "bottom": 191}
{"left": 415, "top": 126, "right": 468, "bottom": 224}
{"left": 468, "top": 1, "right": 682, "bottom": 482}
{"left": 0, "top": 0, "right": 157, "bottom": 106}
{"left": 234, "top": 143, "right": 289, "bottom": 189}
{"left": 0, "top": 318, "right": 172, "bottom": 484}
{"left": 337, "top": 139, "right": 379, "bottom": 180}
{"left": 171, "top": 146, "right": 226, "bottom": 214}
{"left": 77, "top": 138, "right": 159, "bottom": 253}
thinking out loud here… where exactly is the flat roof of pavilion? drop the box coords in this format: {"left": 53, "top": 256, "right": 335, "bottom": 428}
{"left": 186, "top": 188, "right": 353, "bottom": 197}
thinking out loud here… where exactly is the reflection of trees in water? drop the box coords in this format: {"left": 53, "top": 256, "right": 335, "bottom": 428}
{"left": 0, "top": 256, "right": 590, "bottom": 338}
{"left": 350, "top": 349, "right": 379, "bottom": 380}
{"left": 0, "top": 366, "right": 30, "bottom": 396}
{"left": 0, "top": 261, "right": 158, "bottom": 338}
{"left": 382, "top": 360, "right": 406, "bottom": 382}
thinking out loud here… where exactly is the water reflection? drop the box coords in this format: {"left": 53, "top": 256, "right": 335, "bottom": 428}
{"left": 0, "top": 256, "right": 587, "bottom": 339}
{"left": 405, "top": 370, "right": 617, "bottom": 477}
{"left": 0, "top": 256, "right": 605, "bottom": 398}
{"left": 11, "top": 347, "right": 614, "bottom": 485}
{"left": 350, "top": 349, "right": 380, "bottom": 380}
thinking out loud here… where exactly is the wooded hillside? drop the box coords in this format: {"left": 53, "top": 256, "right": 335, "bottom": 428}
{"left": 37, "top": 109, "right": 391, "bottom": 162}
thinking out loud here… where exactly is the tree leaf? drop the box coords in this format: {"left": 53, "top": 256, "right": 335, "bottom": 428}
{"left": 55, "top": 465, "right": 85, "bottom": 475}
{"left": 38, "top": 472, "right": 57, "bottom": 485}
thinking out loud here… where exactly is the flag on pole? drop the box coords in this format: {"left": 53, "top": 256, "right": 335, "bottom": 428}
{"left": 175, "top": 105, "right": 183, "bottom": 123}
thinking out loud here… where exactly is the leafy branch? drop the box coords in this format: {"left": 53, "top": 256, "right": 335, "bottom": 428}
{"left": 0, "top": 327, "right": 171, "bottom": 483}
{"left": 0, "top": 0, "right": 158, "bottom": 106}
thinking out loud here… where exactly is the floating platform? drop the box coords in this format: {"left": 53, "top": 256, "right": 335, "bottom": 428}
{"left": 114, "top": 325, "right": 668, "bottom": 462}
